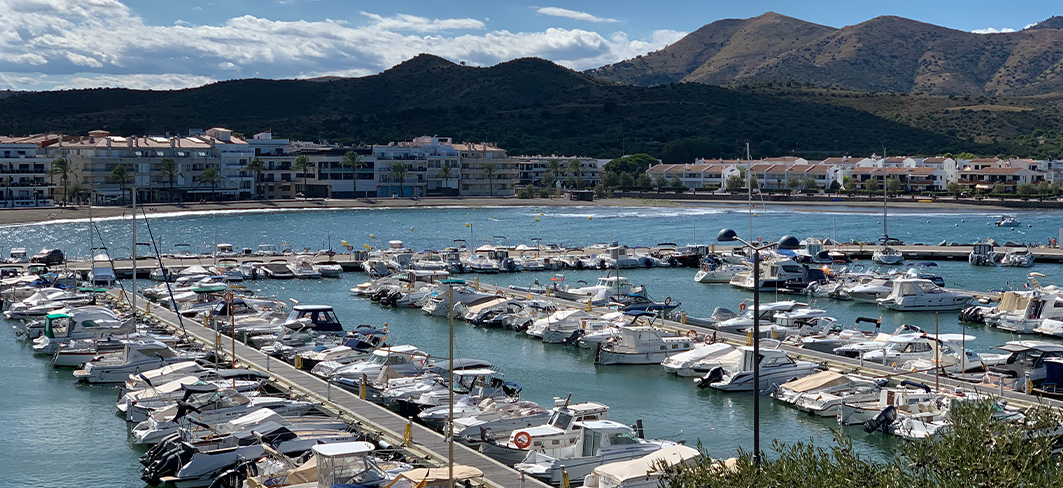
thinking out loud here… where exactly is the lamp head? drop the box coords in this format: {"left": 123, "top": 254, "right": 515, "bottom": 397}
{"left": 716, "top": 228, "right": 738, "bottom": 242}
{"left": 778, "top": 235, "right": 800, "bottom": 250}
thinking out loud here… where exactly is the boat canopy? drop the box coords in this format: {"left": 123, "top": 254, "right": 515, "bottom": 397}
{"left": 395, "top": 466, "right": 484, "bottom": 483}
{"left": 592, "top": 445, "right": 701, "bottom": 483}
{"left": 779, "top": 371, "right": 848, "bottom": 393}
{"left": 995, "top": 341, "right": 1063, "bottom": 353}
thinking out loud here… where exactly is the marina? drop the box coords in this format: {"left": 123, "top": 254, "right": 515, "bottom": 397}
{"left": 6, "top": 203, "right": 1063, "bottom": 487}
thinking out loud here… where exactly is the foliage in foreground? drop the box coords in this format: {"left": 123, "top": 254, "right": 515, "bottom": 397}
{"left": 661, "top": 399, "right": 1063, "bottom": 488}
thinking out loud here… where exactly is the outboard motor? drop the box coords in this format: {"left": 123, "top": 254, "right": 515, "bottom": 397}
{"left": 695, "top": 367, "right": 725, "bottom": 389}
{"left": 863, "top": 405, "right": 898, "bottom": 434}
{"left": 562, "top": 329, "right": 585, "bottom": 346}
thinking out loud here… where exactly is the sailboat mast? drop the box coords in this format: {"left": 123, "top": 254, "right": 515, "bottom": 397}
{"left": 131, "top": 186, "right": 136, "bottom": 313}
{"left": 746, "top": 143, "right": 752, "bottom": 243}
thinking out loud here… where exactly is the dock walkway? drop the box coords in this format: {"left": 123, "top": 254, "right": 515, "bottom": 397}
{"left": 131, "top": 295, "right": 550, "bottom": 488}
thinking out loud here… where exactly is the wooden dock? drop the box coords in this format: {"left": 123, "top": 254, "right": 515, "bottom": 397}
{"left": 125, "top": 293, "right": 551, "bottom": 488}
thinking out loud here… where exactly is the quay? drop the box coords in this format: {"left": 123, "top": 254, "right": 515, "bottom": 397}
{"left": 123, "top": 291, "right": 551, "bottom": 488}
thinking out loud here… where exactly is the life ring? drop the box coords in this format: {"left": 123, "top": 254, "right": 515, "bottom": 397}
{"left": 705, "top": 334, "right": 714, "bottom": 344}
{"left": 686, "top": 329, "right": 697, "bottom": 339}
{"left": 665, "top": 297, "right": 672, "bottom": 306}
{"left": 513, "top": 431, "right": 532, "bottom": 449}
{"left": 495, "top": 290, "right": 505, "bottom": 297}
{"left": 739, "top": 303, "right": 747, "bottom": 311}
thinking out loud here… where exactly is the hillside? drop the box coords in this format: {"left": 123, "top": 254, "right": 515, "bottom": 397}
{"left": 588, "top": 13, "right": 1063, "bottom": 96}
{"left": 0, "top": 55, "right": 961, "bottom": 161}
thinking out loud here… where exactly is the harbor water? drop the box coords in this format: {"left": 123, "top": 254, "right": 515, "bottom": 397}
{"left": 2, "top": 203, "right": 1061, "bottom": 487}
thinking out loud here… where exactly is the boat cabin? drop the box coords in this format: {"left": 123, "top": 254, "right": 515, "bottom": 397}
{"left": 284, "top": 305, "right": 343, "bottom": 332}
{"left": 313, "top": 441, "right": 388, "bottom": 488}
{"left": 258, "top": 244, "right": 278, "bottom": 255}
{"left": 43, "top": 308, "right": 126, "bottom": 339}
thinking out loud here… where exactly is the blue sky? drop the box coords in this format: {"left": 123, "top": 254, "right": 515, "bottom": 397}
{"left": 0, "top": 0, "right": 1056, "bottom": 91}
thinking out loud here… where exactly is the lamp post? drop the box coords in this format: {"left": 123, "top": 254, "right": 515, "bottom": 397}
{"left": 440, "top": 278, "right": 464, "bottom": 488}
{"left": 715, "top": 229, "right": 800, "bottom": 466}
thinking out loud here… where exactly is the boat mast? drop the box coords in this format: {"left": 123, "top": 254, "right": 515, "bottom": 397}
{"left": 131, "top": 186, "right": 136, "bottom": 313}
{"left": 746, "top": 143, "right": 753, "bottom": 243}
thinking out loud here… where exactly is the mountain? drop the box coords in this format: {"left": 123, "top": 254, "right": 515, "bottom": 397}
{"left": 0, "top": 54, "right": 960, "bottom": 160}
{"left": 589, "top": 13, "right": 1063, "bottom": 96}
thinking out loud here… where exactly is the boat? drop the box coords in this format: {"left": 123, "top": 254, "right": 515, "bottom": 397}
{"left": 968, "top": 241, "right": 999, "bottom": 266}
{"left": 361, "top": 258, "right": 390, "bottom": 277}
{"left": 996, "top": 215, "right": 1021, "bottom": 227}
{"left": 876, "top": 278, "right": 973, "bottom": 311}
{"left": 73, "top": 340, "right": 188, "bottom": 383}
{"left": 88, "top": 250, "right": 117, "bottom": 286}
{"left": 872, "top": 243, "right": 904, "bottom": 266}
{"left": 287, "top": 256, "right": 322, "bottom": 279}
{"left": 728, "top": 252, "right": 808, "bottom": 291}
{"left": 262, "top": 259, "right": 296, "bottom": 279}
{"left": 214, "top": 243, "right": 238, "bottom": 258}
{"left": 312, "top": 254, "right": 344, "bottom": 277}
{"left": 420, "top": 285, "right": 496, "bottom": 317}
{"left": 30, "top": 307, "right": 135, "bottom": 356}
{"left": 839, "top": 381, "right": 937, "bottom": 425}
{"left": 550, "top": 276, "right": 635, "bottom": 304}
{"left": 695, "top": 342, "right": 820, "bottom": 391}
{"left": 660, "top": 342, "right": 740, "bottom": 377}
{"left": 843, "top": 277, "right": 894, "bottom": 303}
{"left": 524, "top": 309, "right": 600, "bottom": 340}
{"left": 1001, "top": 247, "right": 1035, "bottom": 267}
{"left": 770, "top": 371, "right": 886, "bottom": 417}
{"left": 860, "top": 333, "right": 985, "bottom": 374}
{"left": 713, "top": 300, "right": 809, "bottom": 334}
{"left": 581, "top": 445, "right": 702, "bottom": 488}
{"left": 457, "top": 398, "right": 605, "bottom": 447}
{"left": 980, "top": 340, "right": 1063, "bottom": 392}
{"left": 257, "top": 244, "right": 279, "bottom": 256}
{"left": 793, "top": 238, "right": 834, "bottom": 265}
{"left": 693, "top": 260, "right": 748, "bottom": 284}
{"left": 594, "top": 324, "right": 697, "bottom": 365}
{"left": 995, "top": 288, "right": 1063, "bottom": 334}
{"left": 328, "top": 345, "right": 430, "bottom": 382}
{"left": 462, "top": 252, "right": 501, "bottom": 273}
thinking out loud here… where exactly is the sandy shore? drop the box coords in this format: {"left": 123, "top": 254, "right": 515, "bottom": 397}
{"left": 0, "top": 195, "right": 1015, "bottom": 227}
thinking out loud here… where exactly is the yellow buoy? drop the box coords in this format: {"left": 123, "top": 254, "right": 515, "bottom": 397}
{"left": 410, "top": 227, "right": 414, "bottom": 231}
{"left": 369, "top": 234, "right": 376, "bottom": 238}
{"left": 754, "top": 213, "right": 758, "bottom": 217}
{"left": 534, "top": 216, "right": 540, "bottom": 221}
{"left": 588, "top": 216, "right": 593, "bottom": 220}
{"left": 465, "top": 223, "right": 470, "bottom": 227}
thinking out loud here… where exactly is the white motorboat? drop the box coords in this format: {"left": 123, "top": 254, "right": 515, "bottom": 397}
{"left": 262, "top": 259, "right": 296, "bottom": 279}
{"left": 462, "top": 253, "right": 501, "bottom": 273}
{"left": 328, "top": 345, "right": 430, "bottom": 381}
{"left": 525, "top": 309, "right": 600, "bottom": 342}
{"left": 695, "top": 343, "right": 820, "bottom": 391}
{"left": 458, "top": 399, "right": 606, "bottom": 447}
{"left": 728, "top": 252, "right": 807, "bottom": 290}
{"left": 969, "top": 241, "right": 999, "bottom": 266}
{"left": 713, "top": 300, "right": 809, "bottom": 334}
{"left": 420, "top": 285, "right": 496, "bottom": 317}
{"left": 550, "top": 276, "right": 634, "bottom": 305}
{"left": 1001, "top": 247, "right": 1034, "bottom": 267}
{"left": 995, "top": 288, "right": 1063, "bottom": 334}
{"left": 513, "top": 420, "right": 677, "bottom": 486}
{"left": 594, "top": 325, "right": 696, "bottom": 365}
{"left": 980, "top": 340, "right": 1063, "bottom": 392}
{"left": 860, "top": 333, "right": 987, "bottom": 374}
{"left": 845, "top": 277, "right": 893, "bottom": 303}
{"left": 73, "top": 340, "right": 187, "bottom": 383}
{"left": 287, "top": 256, "right": 322, "bottom": 279}
{"left": 839, "top": 381, "right": 936, "bottom": 425}
{"left": 257, "top": 243, "right": 279, "bottom": 256}
{"left": 693, "top": 261, "right": 748, "bottom": 283}
{"left": 770, "top": 371, "right": 885, "bottom": 417}
{"left": 754, "top": 308, "right": 834, "bottom": 341}
{"left": 362, "top": 258, "right": 390, "bottom": 277}
{"left": 4, "top": 288, "right": 93, "bottom": 320}
{"left": 581, "top": 445, "right": 702, "bottom": 488}
{"left": 661, "top": 342, "right": 740, "bottom": 377}
{"left": 996, "top": 215, "right": 1021, "bottom": 227}
{"left": 312, "top": 254, "right": 344, "bottom": 277}
{"left": 877, "top": 278, "right": 972, "bottom": 311}
{"left": 30, "top": 306, "right": 134, "bottom": 355}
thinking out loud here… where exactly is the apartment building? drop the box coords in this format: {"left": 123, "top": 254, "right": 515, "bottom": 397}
{"left": 0, "top": 137, "right": 57, "bottom": 206}
{"left": 454, "top": 142, "right": 517, "bottom": 196}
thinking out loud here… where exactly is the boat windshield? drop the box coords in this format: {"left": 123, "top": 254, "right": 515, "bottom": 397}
{"left": 607, "top": 431, "right": 640, "bottom": 445}
{"left": 548, "top": 410, "right": 574, "bottom": 430}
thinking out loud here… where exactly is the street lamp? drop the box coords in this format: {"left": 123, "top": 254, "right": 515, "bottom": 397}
{"left": 440, "top": 278, "right": 464, "bottom": 488}
{"left": 715, "top": 229, "right": 799, "bottom": 465}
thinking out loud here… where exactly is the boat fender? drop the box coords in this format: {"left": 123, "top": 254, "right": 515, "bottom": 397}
{"left": 686, "top": 329, "right": 697, "bottom": 339}
{"left": 513, "top": 431, "right": 533, "bottom": 449}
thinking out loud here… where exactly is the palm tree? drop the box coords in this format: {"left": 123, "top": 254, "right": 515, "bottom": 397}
{"left": 159, "top": 158, "right": 182, "bottom": 202}
{"left": 107, "top": 165, "right": 134, "bottom": 203}
{"left": 292, "top": 155, "right": 315, "bottom": 197}
{"left": 567, "top": 159, "right": 583, "bottom": 188}
{"left": 436, "top": 164, "right": 453, "bottom": 196}
{"left": 198, "top": 166, "right": 224, "bottom": 201}
{"left": 47, "top": 157, "right": 72, "bottom": 206}
{"left": 483, "top": 163, "right": 496, "bottom": 196}
{"left": 341, "top": 151, "right": 363, "bottom": 171}
{"left": 242, "top": 157, "right": 264, "bottom": 199}
{"left": 389, "top": 162, "right": 408, "bottom": 197}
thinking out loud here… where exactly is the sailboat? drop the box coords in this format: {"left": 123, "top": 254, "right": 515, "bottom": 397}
{"left": 871, "top": 176, "right": 903, "bottom": 265}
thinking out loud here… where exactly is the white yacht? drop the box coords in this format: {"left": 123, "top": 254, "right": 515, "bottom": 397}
{"left": 872, "top": 245, "right": 904, "bottom": 265}
{"left": 845, "top": 277, "right": 894, "bottom": 303}
{"left": 73, "top": 340, "right": 186, "bottom": 383}
{"left": 328, "top": 345, "right": 430, "bottom": 382}
{"left": 839, "top": 381, "right": 937, "bottom": 425}
{"left": 728, "top": 253, "right": 806, "bottom": 290}
{"left": 30, "top": 307, "right": 134, "bottom": 356}
{"left": 420, "top": 285, "right": 496, "bottom": 317}
{"left": 1001, "top": 247, "right": 1034, "bottom": 267}
{"left": 968, "top": 241, "right": 999, "bottom": 266}
{"left": 996, "top": 215, "right": 1021, "bottom": 227}
{"left": 581, "top": 445, "right": 701, "bottom": 488}
{"left": 995, "top": 289, "right": 1063, "bottom": 334}
{"left": 770, "top": 371, "right": 885, "bottom": 417}
{"left": 860, "top": 333, "right": 984, "bottom": 373}
{"left": 462, "top": 253, "right": 501, "bottom": 273}
{"left": 661, "top": 342, "right": 740, "bottom": 377}
{"left": 287, "top": 256, "right": 322, "bottom": 279}
{"left": 693, "top": 261, "right": 748, "bottom": 283}
{"left": 551, "top": 276, "right": 634, "bottom": 305}
{"left": 714, "top": 301, "right": 809, "bottom": 334}
{"left": 980, "top": 340, "right": 1063, "bottom": 392}
{"left": 513, "top": 419, "right": 677, "bottom": 485}
{"left": 695, "top": 343, "right": 820, "bottom": 391}
{"left": 594, "top": 325, "right": 695, "bottom": 365}
{"left": 877, "top": 278, "right": 972, "bottom": 311}
{"left": 362, "top": 258, "right": 390, "bottom": 277}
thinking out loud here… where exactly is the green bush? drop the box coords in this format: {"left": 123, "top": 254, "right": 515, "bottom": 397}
{"left": 538, "top": 189, "right": 550, "bottom": 198}
{"left": 515, "top": 186, "right": 536, "bottom": 199}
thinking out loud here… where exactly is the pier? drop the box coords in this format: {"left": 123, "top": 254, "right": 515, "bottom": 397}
{"left": 125, "top": 291, "right": 551, "bottom": 488}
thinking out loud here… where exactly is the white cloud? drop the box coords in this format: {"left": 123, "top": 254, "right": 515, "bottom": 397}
{"left": 971, "top": 27, "right": 1017, "bottom": 34}
{"left": 0, "top": 0, "right": 680, "bottom": 90}
{"left": 536, "top": 7, "right": 618, "bottom": 23}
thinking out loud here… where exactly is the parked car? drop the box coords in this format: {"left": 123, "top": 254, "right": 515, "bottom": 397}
{"left": 31, "top": 248, "right": 64, "bottom": 265}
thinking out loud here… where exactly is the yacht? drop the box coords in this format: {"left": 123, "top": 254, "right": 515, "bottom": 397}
{"left": 287, "top": 256, "right": 321, "bottom": 279}
{"left": 594, "top": 325, "right": 696, "bottom": 365}
{"left": 844, "top": 277, "right": 894, "bottom": 303}
{"left": 257, "top": 243, "right": 279, "bottom": 256}
{"left": 695, "top": 343, "right": 820, "bottom": 391}
{"left": 328, "top": 345, "right": 430, "bottom": 382}
{"left": 30, "top": 307, "right": 135, "bottom": 356}
{"left": 713, "top": 301, "right": 809, "bottom": 334}
{"left": 312, "top": 255, "right": 344, "bottom": 277}
{"left": 839, "top": 381, "right": 937, "bottom": 425}
{"left": 728, "top": 253, "right": 807, "bottom": 291}
{"left": 551, "top": 276, "right": 634, "bottom": 304}
{"left": 262, "top": 259, "right": 296, "bottom": 279}
{"left": 877, "top": 278, "right": 972, "bottom": 311}
{"left": 361, "top": 258, "right": 390, "bottom": 277}
{"left": 1001, "top": 247, "right": 1034, "bottom": 267}
{"left": 968, "top": 241, "right": 999, "bottom": 266}
{"left": 872, "top": 245, "right": 904, "bottom": 265}
{"left": 457, "top": 399, "right": 605, "bottom": 447}
{"left": 860, "top": 333, "right": 983, "bottom": 372}
{"left": 996, "top": 215, "right": 1021, "bottom": 227}
{"left": 771, "top": 371, "right": 886, "bottom": 417}
{"left": 512, "top": 420, "right": 677, "bottom": 485}
{"left": 980, "top": 340, "right": 1063, "bottom": 392}
{"left": 995, "top": 289, "right": 1063, "bottom": 334}
{"left": 479, "top": 401, "right": 612, "bottom": 466}
{"left": 581, "top": 445, "right": 701, "bottom": 488}
{"left": 420, "top": 285, "right": 496, "bottom": 317}
{"left": 693, "top": 260, "right": 749, "bottom": 284}
{"left": 661, "top": 342, "right": 740, "bottom": 377}
{"left": 793, "top": 238, "right": 833, "bottom": 265}
{"left": 462, "top": 253, "right": 501, "bottom": 273}
{"left": 73, "top": 340, "right": 187, "bottom": 383}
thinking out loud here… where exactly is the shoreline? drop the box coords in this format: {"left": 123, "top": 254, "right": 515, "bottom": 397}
{"left": 0, "top": 196, "right": 1022, "bottom": 227}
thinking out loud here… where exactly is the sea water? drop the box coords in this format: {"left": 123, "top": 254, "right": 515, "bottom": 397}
{"left": 1, "top": 203, "right": 1059, "bottom": 487}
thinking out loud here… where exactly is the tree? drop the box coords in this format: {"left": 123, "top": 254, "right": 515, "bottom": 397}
{"left": 1017, "top": 183, "right": 1037, "bottom": 195}
{"left": 341, "top": 150, "right": 363, "bottom": 171}
{"left": 749, "top": 174, "right": 759, "bottom": 190}
{"left": 992, "top": 183, "right": 1007, "bottom": 194}
{"left": 604, "top": 153, "right": 657, "bottom": 176}
{"left": 388, "top": 162, "right": 408, "bottom": 196}
{"left": 483, "top": 163, "right": 496, "bottom": 196}
{"left": 786, "top": 178, "right": 802, "bottom": 190}
{"left": 725, "top": 175, "right": 745, "bottom": 193}
{"left": 842, "top": 175, "right": 858, "bottom": 191}
{"left": 292, "top": 154, "right": 315, "bottom": 197}
{"left": 198, "top": 166, "right": 224, "bottom": 201}
{"left": 866, "top": 178, "right": 880, "bottom": 192}
{"left": 541, "top": 170, "right": 556, "bottom": 188}
{"left": 601, "top": 171, "right": 619, "bottom": 188}
{"left": 436, "top": 165, "right": 453, "bottom": 195}
{"left": 160, "top": 158, "right": 183, "bottom": 201}
{"left": 567, "top": 159, "right": 583, "bottom": 188}
{"left": 655, "top": 174, "right": 668, "bottom": 188}
{"left": 669, "top": 177, "right": 685, "bottom": 189}
{"left": 617, "top": 173, "right": 634, "bottom": 188}
{"left": 107, "top": 164, "right": 134, "bottom": 203}
{"left": 946, "top": 181, "right": 962, "bottom": 197}
{"left": 65, "top": 181, "right": 82, "bottom": 205}
{"left": 47, "top": 157, "right": 72, "bottom": 206}
{"left": 802, "top": 176, "right": 819, "bottom": 191}
{"left": 634, "top": 174, "right": 651, "bottom": 188}
{"left": 885, "top": 177, "right": 902, "bottom": 195}
{"left": 546, "top": 159, "right": 562, "bottom": 181}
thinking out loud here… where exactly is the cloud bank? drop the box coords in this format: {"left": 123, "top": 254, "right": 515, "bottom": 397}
{"left": 536, "top": 7, "right": 619, "bottom": 24}
{"left": 0, "top": 0, "right": 681, "bottom": 91}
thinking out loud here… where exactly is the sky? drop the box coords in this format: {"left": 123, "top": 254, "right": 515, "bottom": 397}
{"left": 0, "top": 0, "right": 1057, "bottom": 91}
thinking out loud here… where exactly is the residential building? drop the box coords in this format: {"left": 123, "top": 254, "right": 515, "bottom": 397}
{"left": 0, "top": 136, "right": 57, "bottom": 206}
{"left": 374, "top": 136, "right": 459, "bottom": 197}
{"left": 515, "top": 156, "right": 605, "bottom": 188}
{"left": 847, "top": 167, "right": 946, "bottom": 192}
{"left": 956, "top": 167, "right": 1038, "bottom": 192}
{"left": 454, "top": 142, "right": 517, "bottom": 196}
